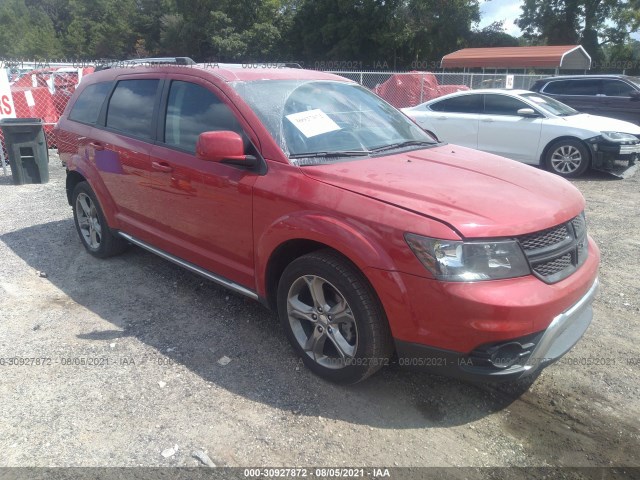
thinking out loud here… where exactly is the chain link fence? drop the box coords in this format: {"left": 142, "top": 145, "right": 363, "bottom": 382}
{"left": 324, "top": 71, "right": 548, "bottom": 108}
{"left": 0, "top": 60, "right": 620, "bottom": 176}
{"left": 1, "top": 62, "right": 92, "bottom": 176}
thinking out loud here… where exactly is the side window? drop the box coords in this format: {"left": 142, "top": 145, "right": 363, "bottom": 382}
{"left": 602, "top": 80, "right": 635, "bottom": 97}
{"left": 164, "top": 81, "right": 244, "bottom": 153}
{"left": 484, "top": 95, "right": 531, "bottom": 116}
{"left": 68, "top": 82, "right": 112, "bottom": 124}
{"left": 560, "top": 79, "right": 600, "bottom": 96}
{"left": 429, "top": 95, "right": 483, "bottom": 114}
{"left": 106, "top": 79, "right": 159, "bottom": 139}
{"left": 541, "top": 80, "right": 567, "bottom": 95}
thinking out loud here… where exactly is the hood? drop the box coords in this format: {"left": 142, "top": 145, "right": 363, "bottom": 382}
{"left": 561, "top": 113, "right": 640, "bottom": 135}
{"left": 302, "top": 145, "right": 584, "bottom": 238}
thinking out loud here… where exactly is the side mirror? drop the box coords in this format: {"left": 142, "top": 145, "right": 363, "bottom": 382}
{"left": 630, "top": 91, "right": 640, "bottom": 101}
{"left": 196, "top": 131, "right": 257, "bottom": 167}
{"left": 517, "top": 108, "right": 538, "bottom": 117}
{"left": 424, "top": 129, "right": 440, "bottom": 142}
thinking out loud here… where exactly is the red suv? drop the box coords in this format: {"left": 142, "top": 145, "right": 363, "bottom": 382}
{"left": 55, "top": 62, "right": 600, "bottom": 384}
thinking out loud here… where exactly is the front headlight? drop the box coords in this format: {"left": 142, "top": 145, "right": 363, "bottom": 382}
{"left": 600, "top": 131, "right": 639, "bottom": 143}
{"left": 405, "top": 234, "right": 530, "bottom": 281}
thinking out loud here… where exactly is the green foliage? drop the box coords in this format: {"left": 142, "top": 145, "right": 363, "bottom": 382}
{"left": 468, "top": 22, "right": 519, "bottom": 48}
{"left": 285, "top": 0, "right": 480, "bottom": 68}
{"left": 0, "top": 0, "right": 62, "bottom": 58}
{"left": 602, "top": 40, "right": 640, "bottom": 75}
{"left": 0, "top": 0, "right": 637, "bottom": 69}
{"left": 517, "top": 0, "right": 640, "bottom": 66}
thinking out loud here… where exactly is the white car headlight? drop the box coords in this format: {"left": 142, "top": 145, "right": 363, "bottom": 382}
{"left": 601, "top": 131, "right": 639, "bottom": 143}
{"left": 405, "top": 234, "right": 530, "bottom": 281}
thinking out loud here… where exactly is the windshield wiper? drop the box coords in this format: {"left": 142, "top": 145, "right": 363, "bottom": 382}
{"left": 369, "top": 140, "right": 435, "bottom": 154}
{"left": 289, "top": 150, "right": 370, "bottom": 160}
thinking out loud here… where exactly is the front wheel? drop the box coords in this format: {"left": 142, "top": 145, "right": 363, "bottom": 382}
{"left": 277, "top": 250, "right": 393, "bottom": 384}
{"left": 545, "top": 139, "right": 590, "bottom": 178}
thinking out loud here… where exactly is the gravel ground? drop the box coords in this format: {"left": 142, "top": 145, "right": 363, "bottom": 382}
{"left": 0, "top": 154, "right": 638, "bottom": 470}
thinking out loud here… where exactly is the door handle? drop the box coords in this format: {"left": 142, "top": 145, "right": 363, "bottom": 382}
{"left": 481, "top": 118, "right": 494, "bottom": 123}
{"left": 89, "top": 142, "right": 104, "bottom": 151}
{"left": 437, "top": 116, "right": 447, "bottom": 120}
{"left": 152, "top": 161, "right": 174, "bottom": 173}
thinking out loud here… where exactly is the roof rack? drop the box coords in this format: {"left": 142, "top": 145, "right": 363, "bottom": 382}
{"left": 95, "top": 57, "right": 196, "bottom": 71}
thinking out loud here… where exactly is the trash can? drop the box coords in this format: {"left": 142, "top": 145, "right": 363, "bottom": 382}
{"left": 0, "top": 118, "right": 49, "bottom": 185}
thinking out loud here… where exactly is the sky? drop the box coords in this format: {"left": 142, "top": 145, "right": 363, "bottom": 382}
{"left": 477, "top": 0, "right": 524, "bottom": 36}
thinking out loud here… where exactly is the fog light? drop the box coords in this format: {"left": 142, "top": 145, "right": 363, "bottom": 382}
{"left": 490, "top": 343, "right": 529, "bottom": 369}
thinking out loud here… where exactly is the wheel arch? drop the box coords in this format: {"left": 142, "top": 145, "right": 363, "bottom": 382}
{"left": 66, "top": 167, "right": 119, "bottom": 228}
{"left": 540, "top": 136, "right": 592, "bottom": 169}
{"left": 66, "top": 170, "right": 86, "bottom": 205}
{"left": 263, "top": 239, "right": 386, "bottom": 313}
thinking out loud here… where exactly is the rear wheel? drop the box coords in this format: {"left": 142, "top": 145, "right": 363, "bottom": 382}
{"left": 72, "top": 181, "right": 127, "bottom": 258}
{"left": 277, "top": 250, "right": 393, "bottom": 384}
{"left": 545, "top": 139, "right": 590, "bottom": 178}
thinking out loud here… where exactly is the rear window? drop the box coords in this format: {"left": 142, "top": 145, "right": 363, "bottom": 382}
{"left": 106, "top": 79, "right": 160, "bottom": 139}
{"left": 483, "top": 95, "right": 530, "bottom": 116}
{"left": 602, "top": 80, "right": 636, "bottom": 97}
{"left": 68, "top": 82, "right": 112, "bottom": 124}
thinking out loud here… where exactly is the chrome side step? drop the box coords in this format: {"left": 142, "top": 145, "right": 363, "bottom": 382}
{"left": 118, "top": 232, "right": 259, "bottom": 301}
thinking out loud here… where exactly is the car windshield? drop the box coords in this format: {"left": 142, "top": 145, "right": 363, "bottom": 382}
{"left": 628, "top": 76, "right": 640, "bottom": 89}
{"left": 520, "top": 92, "right": 579, "bottom": 117}
{"left": 232, "top": 79, "right": 435, "bottom": 163}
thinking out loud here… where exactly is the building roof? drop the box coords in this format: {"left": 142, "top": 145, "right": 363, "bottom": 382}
{"left": 441, "top": 46, "right": 592, "bottom": 70}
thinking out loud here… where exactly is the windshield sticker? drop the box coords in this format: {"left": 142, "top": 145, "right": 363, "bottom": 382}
{"left": 285, "top": 109, "right": 341, "bottom": 138}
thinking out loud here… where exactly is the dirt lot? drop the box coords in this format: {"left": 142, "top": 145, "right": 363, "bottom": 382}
{"left": 0, "top": 154, "right": 638, "bottom": 472}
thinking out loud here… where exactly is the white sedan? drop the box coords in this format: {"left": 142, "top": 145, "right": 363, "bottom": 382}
{"left": 402, "top": 89, "right": 640, "bottom": 177}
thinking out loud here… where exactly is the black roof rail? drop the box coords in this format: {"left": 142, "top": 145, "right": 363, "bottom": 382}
{"left": 95, "top": 57, "right": 196, "bottom": 71}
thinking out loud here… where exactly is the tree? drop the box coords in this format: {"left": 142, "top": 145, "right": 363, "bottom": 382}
{"left": 61, "top": 0, "right": 139, "bottom": 58}
{"left": 517, "top": 0, "right": 640, "bottom": 65}
{"left": 288, "top": 0, "right": 479, "bottom": 68}
{"left": 134, "top": 0, "right": 178, "bottom": 56}
{"left": 602, "top": 39, "right": 640, "bottom": 75}
{"left": 392, "top": 0, "right": 480, "bottom": 64}
{"left": 288, "top": 0, "right": 400, "bottom": 64}
{"left": 468, "top": 21, "right": 519, "bottom": 48}
{"left": 24, "top": 0, "right": 72, "bottom": 39}
{"left": 0, "top": 0, "right": 62, "bottom": 58}
{"left": 168, "top": 0, "right": 296, "bottom": 60}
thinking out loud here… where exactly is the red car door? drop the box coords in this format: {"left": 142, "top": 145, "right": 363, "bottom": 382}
{"left": 93, "top": 76, "right": 164, "bottom": 234}
{"left": 145, "top": 77, "right": 259, "bottom": 288}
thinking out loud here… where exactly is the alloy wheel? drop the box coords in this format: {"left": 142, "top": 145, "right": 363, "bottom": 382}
{"left": 286, "top": 275, "right": 358, "bottom": 369}
{"left": 75, "top": 192, "right": 102, "bottom": 250}
{"left": 550, "top": 145, "right": 583, "bottom": 175}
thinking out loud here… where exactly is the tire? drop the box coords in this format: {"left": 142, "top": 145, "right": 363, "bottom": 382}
{"left": 545, "top": 139, "right": 590, "bottom": 178}
{"left": 277, "top": 249, "right": 393, "bottom": 384}
{"left": 72, "top": 181, "right": 128, "bottom": 258}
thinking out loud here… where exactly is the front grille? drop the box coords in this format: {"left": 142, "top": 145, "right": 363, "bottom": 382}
{"left": 519, "top": 225, "right": 570, "bottom": 251}
{"left": 518, "top": 213, "right": 588, "bottom": 284}
{"left": 533, "top": 253, "right": 572, "bottom": 277}
{"left": 571, "top": 215, "right": 586, "bottom": 238}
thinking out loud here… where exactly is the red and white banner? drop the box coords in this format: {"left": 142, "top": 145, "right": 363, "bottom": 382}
{"left": 0, "top": 69, "right": 17, "bottom": 119}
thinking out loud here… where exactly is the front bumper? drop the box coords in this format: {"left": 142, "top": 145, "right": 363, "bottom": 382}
{"left": 587, "top": 139, "right": 639, "bottom": 178}
{"left": 394, "top": 278, "right": 599, "bottom": 382}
